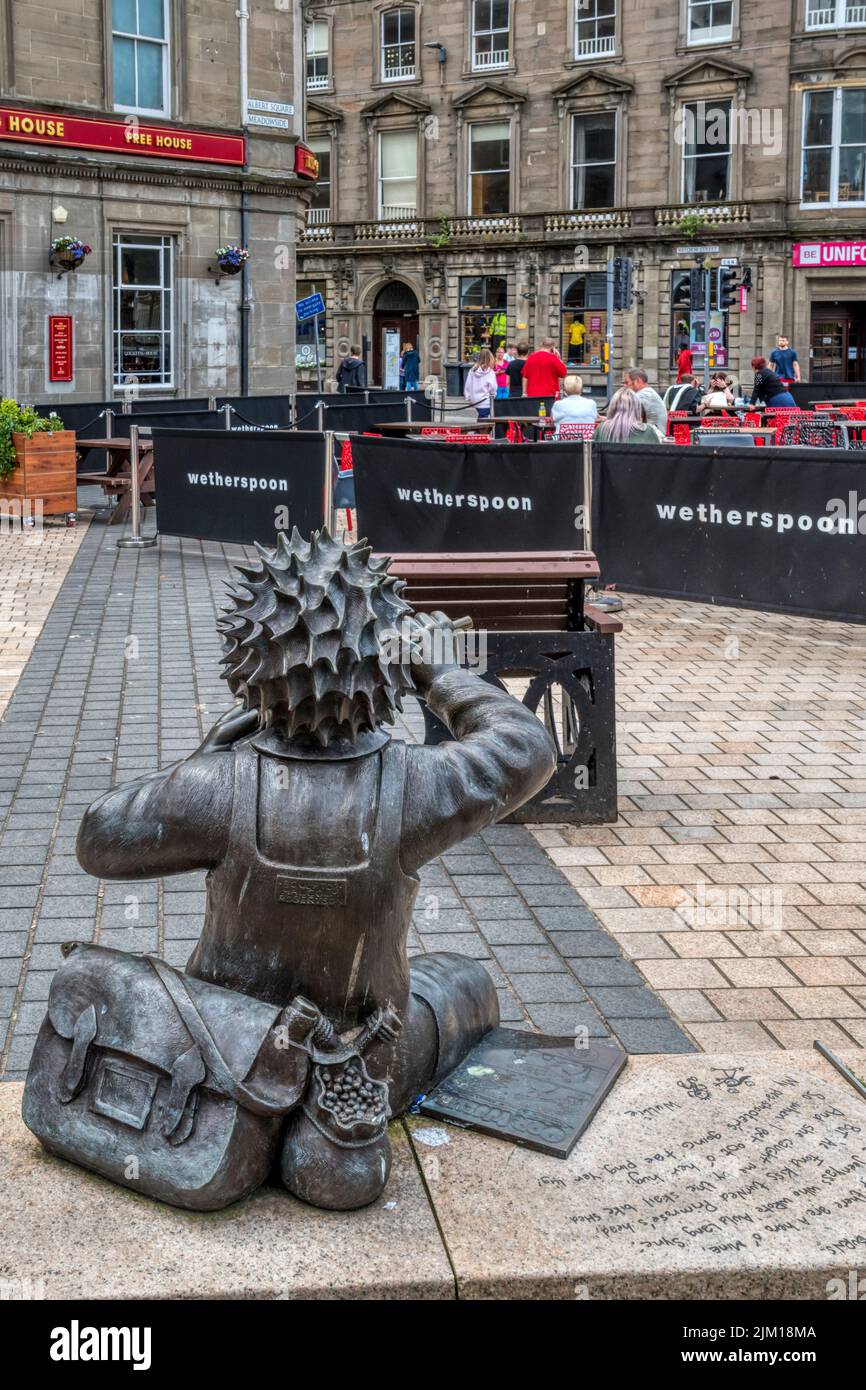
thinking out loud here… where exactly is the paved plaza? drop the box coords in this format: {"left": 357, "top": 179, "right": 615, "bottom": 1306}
{"left": 1, "top": 513, "right": 865, "bottom": 1085}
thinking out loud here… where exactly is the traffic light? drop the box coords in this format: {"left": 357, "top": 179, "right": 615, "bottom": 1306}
{"left": 680, "top": 268, "right": 704, "bottom": 309}
{"left": 717, "top": 265, "right": 738, "bottom": 311}
{"left": 612, "top": 257, "right": 633, "bottom": 311}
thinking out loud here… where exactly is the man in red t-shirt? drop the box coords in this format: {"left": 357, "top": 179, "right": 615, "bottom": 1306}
{"left": 521, "top": 338, "right": 567, "bottom": 398}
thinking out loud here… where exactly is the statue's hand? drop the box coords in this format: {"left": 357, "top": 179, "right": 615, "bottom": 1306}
{"left": 199, "top": 704, "right": 260, "bottom": 754}
{"left": 409, "top": 611, "right": 460, "bottom": 695}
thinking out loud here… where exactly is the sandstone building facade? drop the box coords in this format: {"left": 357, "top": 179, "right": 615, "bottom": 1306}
{"left": 0, "top": 1, "right": 312, "bottom": 402}
{"left": 298, "top": 0, "right": 866, "bottom": 389}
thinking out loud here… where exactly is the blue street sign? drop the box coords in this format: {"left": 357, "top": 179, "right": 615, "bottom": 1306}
{"left": 296, "top": 293, "right": 325, "bottom": 323}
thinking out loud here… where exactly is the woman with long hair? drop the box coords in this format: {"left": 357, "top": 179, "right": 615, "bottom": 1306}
{"left": 594, "top": 387, "right": 663, "bottom": 444}
{"left": 463, "top": 348, "right": 498, "bottom": 419}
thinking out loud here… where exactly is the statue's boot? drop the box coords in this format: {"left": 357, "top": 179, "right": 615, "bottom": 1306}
{"left": 389, "top": 951, "right": 501, "bottom": 1115}
{"left": 280, "top": 1110, "right": 392, "bottom": 1211}
{"left": 280, "top": 953, "right": 498, "bottom": 1210}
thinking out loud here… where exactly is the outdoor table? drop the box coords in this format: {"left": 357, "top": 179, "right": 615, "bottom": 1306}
{"left": 76, "top": 436, "right": 155, "bottom": 526}
{"left": 690, "top": 426, "right": 778, "bottom": 445}
{"left": 371, "top": 420, "right": 495, "bottom": 435}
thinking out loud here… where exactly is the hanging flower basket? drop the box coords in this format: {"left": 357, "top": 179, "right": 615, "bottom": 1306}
{"left": 215, "top": 244, "right": 250, "bottom": 275}
{"left": 49, "top": 237, "right": 92, "bottom": 273}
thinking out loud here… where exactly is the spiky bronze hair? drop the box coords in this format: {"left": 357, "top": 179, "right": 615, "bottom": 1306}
{"left": 218, "top": 527, "right": 415, "bottom": 746}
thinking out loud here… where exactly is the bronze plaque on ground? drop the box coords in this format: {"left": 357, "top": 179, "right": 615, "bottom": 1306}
{"left": 419, "top": 1028, "right": 627, "bottom": 1158}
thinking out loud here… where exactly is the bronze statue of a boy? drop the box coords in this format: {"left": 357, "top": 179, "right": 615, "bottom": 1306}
{"left": 23, "top": 529, "right": 555, "bottom": 1211}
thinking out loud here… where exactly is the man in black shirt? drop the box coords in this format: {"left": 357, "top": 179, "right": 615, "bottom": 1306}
{"left": 506, "top": 339, "right": 529, "bottom": 397}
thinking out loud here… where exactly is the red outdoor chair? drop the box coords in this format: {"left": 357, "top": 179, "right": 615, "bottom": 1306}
{"left": 554, "top": 422, "right": 597, "bottom": 441}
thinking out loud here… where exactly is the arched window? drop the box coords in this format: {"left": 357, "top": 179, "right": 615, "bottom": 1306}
{"left": 381, "top": 8, "right": 416, "bottom": 82}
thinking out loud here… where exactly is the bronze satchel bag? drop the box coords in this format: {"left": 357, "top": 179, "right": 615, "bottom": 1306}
{"left": 22, "top": 943, "right": 319, "bottom": 1211}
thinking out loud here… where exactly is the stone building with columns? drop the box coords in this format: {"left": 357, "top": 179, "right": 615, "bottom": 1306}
{"left": 298, "top": 0, "right": 866, "bottom": 391}
{"left": 0, "top": 1, "right": 314, "bottom": 403}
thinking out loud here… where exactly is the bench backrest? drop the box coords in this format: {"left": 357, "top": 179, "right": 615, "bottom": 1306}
{"left": 382, "top": 551, "right": 599, "bottom": 632}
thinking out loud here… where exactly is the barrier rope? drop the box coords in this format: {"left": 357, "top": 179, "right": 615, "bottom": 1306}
{"left": 293, "top": 403, "right": 325, "bottom": 427}
{"left": 74, "top": 410, "right": 111, "bottom": 436}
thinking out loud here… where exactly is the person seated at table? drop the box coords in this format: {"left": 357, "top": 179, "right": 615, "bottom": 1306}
{"left": 463, "top": 349, "right": 498, "bottom": 419}
{"left": 664, "top": 374, "right": 702, "bottom": 414}
{"left": 594, "top": 388, "right": 664, "bottom": 444}
{"left": 551, "top": 375, "right": 598, "bottom": 436}
{"left": 749, "top": 357, "right": 797, "bottom": 409}
{"left": 699, "top": 373, "right": 736, "bottom": 416}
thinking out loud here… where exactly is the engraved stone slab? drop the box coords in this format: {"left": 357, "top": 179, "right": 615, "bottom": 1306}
{"left": 419, "top": 1027, "right": 627, "bottom": 1157}
{"left": 410, "top": 1051, "right": 866, "bottom": 1299}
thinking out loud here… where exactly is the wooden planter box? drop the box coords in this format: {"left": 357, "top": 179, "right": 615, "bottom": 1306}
{"left": 0, "top": 431, "right": 77, "bottom": 517}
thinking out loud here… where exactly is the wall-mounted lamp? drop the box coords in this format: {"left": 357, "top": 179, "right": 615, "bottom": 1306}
{"left": 424, "top": 42, "right": 447, "bottom": 64}
{"left": 52, "top": 205, "right": 68, "bottom": 224}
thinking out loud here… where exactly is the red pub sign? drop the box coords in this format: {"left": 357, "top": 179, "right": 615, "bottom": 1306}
{"left": 48, "top": 315, "right": 74, "bottom": 383}
{"left": 0, "top": 107, "right": 245, "bottom": 166}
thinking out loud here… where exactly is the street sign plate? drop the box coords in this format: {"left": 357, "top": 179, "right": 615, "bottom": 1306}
{"left": 296, "top": 293, "right": 325, "bottom": 323}
{"left": 248, "top": 99, "right": 294, "bottom": 116}
{"left": 248, "top": 114, "right": 290, "bottom": 130}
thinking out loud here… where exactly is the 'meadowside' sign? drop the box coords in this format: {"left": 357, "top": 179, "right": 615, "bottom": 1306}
{"left": 793, "top": 241, "right": 866, "bottom": 268}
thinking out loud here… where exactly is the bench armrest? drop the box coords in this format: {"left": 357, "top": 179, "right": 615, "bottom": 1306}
{"left": 583, "top": 604, "right": 623, "bottom": 635}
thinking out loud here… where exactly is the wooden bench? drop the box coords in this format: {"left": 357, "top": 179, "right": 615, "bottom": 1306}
{"left": 383, "top": 550, "right": 621, "bottom": 825}
{"left": 76, "top": 436, "right": 154, "bottom": 525}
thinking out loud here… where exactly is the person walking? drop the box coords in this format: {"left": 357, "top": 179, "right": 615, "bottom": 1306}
{"left": 623, "top": 367, "right": 668, "bottom": 434}
{"left": 506, "top": 341, "right": 529, "bottom": 398}
{"left": 463, "top": 349, "right": 498, "bottom": 419}
{"left": 769, "top": 334, "right": 800, "bottom": 388}
{"left": 401, "top": 341, "right": 420, "bottom": 391}
{"left": 551, "top": 376, "right": 598, "bottom": 436}
{"left": 675, "top": 343, "right": 693, "bottom": 382}
{"left": 494, "top": 346, "right": 510, "bottom": 399}
{"left": 749, "top": 357, "right": 797, "bottom": 408}
{"left": 522, "top": 337, "right": 567, "bottom": 398}
{"left": 336, "top": 346, "right": 366, "bottom": 393}
{"left": 595, "top": 388, "right": 664, "bottom": 444}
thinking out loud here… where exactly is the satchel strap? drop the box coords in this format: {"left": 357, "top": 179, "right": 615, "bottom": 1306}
{"left": 146, "top": 956, "right": 297, "bottom": 1118}
{"left": 59, "top": 1004, "right": 97, "bottom": 1102}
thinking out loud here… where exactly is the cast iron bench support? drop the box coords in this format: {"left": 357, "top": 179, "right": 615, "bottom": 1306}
{"left": 383, "top": 552, "right": 621, "bottom": 825}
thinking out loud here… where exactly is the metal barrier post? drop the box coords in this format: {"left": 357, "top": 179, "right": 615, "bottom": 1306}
{"left": 317, "top": 400, "right": 325, "bottom": 432}
{"left": 323, "top": 430, "right": 335, "bottom": 533}
{"left": 582, "top": 438, "right": 593, "bottom": 553}
{"left": 104, "top": 408, "right": 114, "bottom": 439}
{"left": 405, "top": 395, "right": 413, "bottom": 423}
{"left": 289, "top": 391, "right": 296, "bottom": 426}
{"left": 364, "top": 391, "right": 370, "bottom": 406}
{"left": 117, "top": 424, "right": 156, "bottom": 550}
{"left": 222, "top": 404, "right": 233, "bottom": 430}
{"left": 208, "top": 395, "right": 217, "bottom": 411}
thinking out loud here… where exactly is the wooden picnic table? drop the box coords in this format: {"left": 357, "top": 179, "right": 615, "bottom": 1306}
{"left": 76, "top": 436, "right": 155, "bottom": 526}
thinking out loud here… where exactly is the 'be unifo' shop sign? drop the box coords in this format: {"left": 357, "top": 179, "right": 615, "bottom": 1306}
{"left": 793, "top": 241, "right": 866, "bottom": 268}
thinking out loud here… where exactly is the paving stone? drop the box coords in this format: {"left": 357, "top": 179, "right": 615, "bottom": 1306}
{"left": 585, "top": 986, "right": 670, "bottom": 1020}
{"left": 479, "top": 918, "right": 547, "bottom": 946}
{"left": 607, "top": 1018, "right": 695, "bottom": 1053}
{"left": 547, "top": 930, "right": 622, "bottom": 958}
{"left": 569, "top": 958, "right": 645, "bottom": 987}
{"left": 507, "top": 974, "right": 586, "bottom": 1004}
{"left": 525, "top": 1002, "right": 610, "bottom": 1037}
{"left": 491, "top": 945, "right": 564, "bottom": 973}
